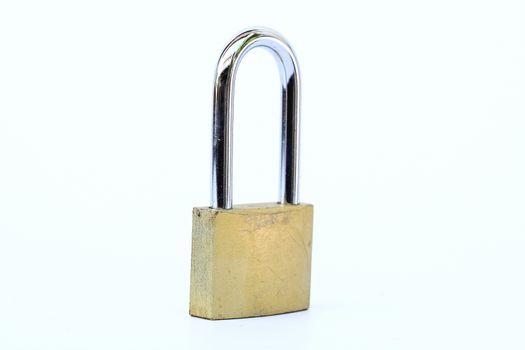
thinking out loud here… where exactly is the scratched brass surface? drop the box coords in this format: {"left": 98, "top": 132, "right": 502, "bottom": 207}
{"left": 189, "top": 203, "right": 313, "bottom": 320}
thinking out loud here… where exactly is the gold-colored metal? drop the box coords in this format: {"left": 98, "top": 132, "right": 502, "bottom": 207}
{"left": 189, "top": 203, "right": 313, "bottom": 320}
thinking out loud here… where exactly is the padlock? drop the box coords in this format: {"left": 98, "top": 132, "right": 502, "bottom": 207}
{"left": 189, "top": 28, "right": 313, "bottom": 320}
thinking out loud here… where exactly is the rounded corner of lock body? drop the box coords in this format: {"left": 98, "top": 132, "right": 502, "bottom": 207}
{"left": 189, "top": 202, "right": 313, "bottom": 320}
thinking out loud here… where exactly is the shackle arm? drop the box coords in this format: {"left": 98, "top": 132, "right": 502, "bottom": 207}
{"left": 211, "top": 28, "right": 301, "bottom": 209}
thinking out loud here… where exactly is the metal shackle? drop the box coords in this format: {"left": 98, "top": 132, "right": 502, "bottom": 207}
{"left": 211, "top": 28, "right": 301, "bottom": 209}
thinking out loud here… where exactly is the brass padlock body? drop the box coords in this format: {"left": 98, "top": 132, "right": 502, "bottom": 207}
{"left": 190, "top": 203, "right": 313, "bottom": 320}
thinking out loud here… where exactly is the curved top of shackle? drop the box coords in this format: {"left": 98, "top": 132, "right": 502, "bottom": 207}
{"left": 211, "top": 27, "right": 301, "bottom": 209}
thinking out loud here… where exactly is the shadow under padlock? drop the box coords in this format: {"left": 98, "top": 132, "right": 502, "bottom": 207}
{"left": 189, "top": 27, "right": 314, "bottom": 320}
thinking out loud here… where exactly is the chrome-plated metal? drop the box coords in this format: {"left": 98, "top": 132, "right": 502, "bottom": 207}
{"left": 211, "top": 28, "right": 301, "bottom": 209}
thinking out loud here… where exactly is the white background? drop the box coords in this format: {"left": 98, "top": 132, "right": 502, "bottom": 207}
{"left": 1, "top": 0, "right": 524, "bottom": 349}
